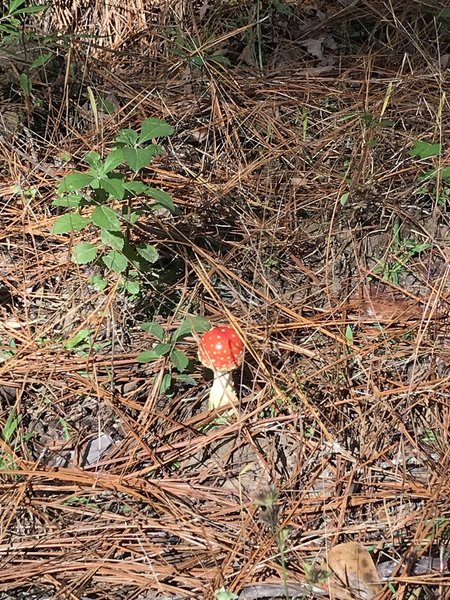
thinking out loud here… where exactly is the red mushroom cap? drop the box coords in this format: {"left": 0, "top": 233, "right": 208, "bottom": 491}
{"left": 198, "top": 326, "right": 244, "bottom": 372}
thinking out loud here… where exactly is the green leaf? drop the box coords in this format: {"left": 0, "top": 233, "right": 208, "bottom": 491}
{"left": 191, "top": 56, "right": 205, "bottom": 67}
{"left": 124, "top": 181, "right": 148, "bottom": 195}
{"left": 19, "top": 73, "right": 31, "bottom": 94}
{"left": 136, "top": 350, "right": 159, "bottom": 362}
{"left": 420, "top": 165, "right": 450, "bottom": 184}
{"left": 8, "top": 0, "right": 25, "bottom": 14}
{"left": 65, "top": 329, "right": 93, "bottom": 350}
{"left": 0, "top": 23, "right": 20, "bottom": 35}
{"left": 215, "top": 588, "right": 238, "bottom": 600}
{"left": 174, "top": 373, "right": 196, "bottom": 386}
{"left": 2, "top": 411, "right": 21, "bottom": 442}
{"left": 139, "top": 118, "right": 174, "bottom": 143}
{"left": 170, "top": 349, "right": 189, "bottom": 372}
{"left": 121, "top": 279, "right": 140, "bottom": 295}
{"left": 97, "top": 176, "right": 125, "bottom": 199}
{"left": 100, "top": 229, "right": 125, "bottom": 251}
{"left": 145, "top": 187, "right": 176, "bottom": 212}
{"left": 345, "top": 324, "right": 354, "bottom": 344}
{"left": 160, "top": 373, "right": 172, "bottom": 394}
{"left": 122, "top": 211, "right": 141, "bottom": 225}
{"left": 210, "top": 53, "right": 232, "bottom": 67}
{"left": 409, "top": 140, "right": 442, "bottom": 159}
{"left": 13, "top": 4, "right": 48, "bottom": 14}
{"left": 136, "top": 244, "right": 159, "bottom": 263}
{"left": 102, "top": 250, "right": 128, "bottom": 272}
{"left": 92, "top": 205, "right": 121, "bottom": 231}
{"left": 442, "top": 166, "right": 450, "bottom": 181}
{"left": 136, "top": 343, "right": 171, "bottom": 362}
{"left": 272, "top": 0, "right": 292, "bottom": 15}
{"left": 90, "top": 274, "right": 108, "bottom": 291}
{"left": 114, "top": 128, "right": 139, "bottom": 147}
{"left": 140, "top": 322, "right": 165, "bottom": 341}
{"left": 103, "top": 148, "right": 125, "bottom": 173}
{"left": 154, "top": 342, "right": 172, "bottom": 356}
{"left": 30, "top": 52, "right": 53, "bottom": 69}
{"left": 57, "top": 172, "right": 95, "bottom": 193}
{"left": 339, "top": 192, "right": 350, "bottom": 206}
{"left": 52, "top": 194, "right": 84, "bottom": 207}
{"left": 171, "top": 316, "right": 210, "bottom": 342}
{"left": 58, "top": 150, "right": 72, "bottom": 162}
{"left": 52, "top": 213, "right": 90, "bottom": 234}
{"left": 97, "top": 96, "right": 116, "bottom": 114}
{"left": 72, "top": 242, "right": 97, "bottom": 264}
{"left": 84, "top": 151, "right": 102, "bottom": 168}
{"left": 121, "top": 146, "right": 162, "bottom": 172}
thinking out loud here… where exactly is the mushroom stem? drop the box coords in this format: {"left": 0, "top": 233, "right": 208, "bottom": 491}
{"left": 209, "top": 371, "right": 238, "bottom": 410}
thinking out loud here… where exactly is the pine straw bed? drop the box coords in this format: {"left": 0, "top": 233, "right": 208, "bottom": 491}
{"left": 0, "top": 0, "right": 450, "bottom": 598}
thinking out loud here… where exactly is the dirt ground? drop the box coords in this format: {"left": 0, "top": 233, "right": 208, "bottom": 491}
{"left": 0, "top": 0, "right": 450, "bottom": 598}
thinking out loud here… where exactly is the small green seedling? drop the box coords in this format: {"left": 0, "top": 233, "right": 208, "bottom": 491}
{"left": 0, "top": 337, "right": 17, "bottom": 362}
{"left": 409, "top": 140, "right": 441, "bottom": 159}
{"left": 0, "top": 410, "right": 22, "bottom": 470}
{"left": 137, "top": 315, "right": 210, "bottom": 393}
{"left": 371, "top": 220, "right": 431, "bottom": 285}
{"left": 345, "top": 324, "right": 354, "bottom": 345}
{"left": 215, "top": 589, "right": 238, "bottom": 600}
{"left": 304, "top": 560, "right": 332, "bottom": 586}
{"left": 417, "top": 165, "right": 450, "bottom": 208}
{"left": 409, "top": 140, "right": 450, "bottom": 207}
{"left": 58, "top": 417, "right": 72, "bottom": 441}
{"left": 339, "top": 191, "right": 350, "bottom": 206}
{"left": 64, "top": 328, "right": 110, "bottom": 356}
{"left": 52, "top": 118, "right": 175, "bottom": 277}
{"left": 63, "top": 495, "right": 101, "bottom": 511}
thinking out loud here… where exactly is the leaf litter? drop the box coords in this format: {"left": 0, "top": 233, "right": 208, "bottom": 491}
{"left": 1, "top": 0, "right": 450, "bottom": 599}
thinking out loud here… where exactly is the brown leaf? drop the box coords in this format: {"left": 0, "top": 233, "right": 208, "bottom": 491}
{"left": 318, "top": 542, "right": 382, "bottom": 600}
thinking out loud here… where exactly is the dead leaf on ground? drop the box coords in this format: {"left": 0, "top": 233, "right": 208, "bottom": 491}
{"left": 318, "top": 542, "right": 382, "bottom": 600}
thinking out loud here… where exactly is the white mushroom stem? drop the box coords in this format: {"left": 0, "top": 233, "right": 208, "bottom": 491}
{"left": 209, "top": 371, "right": 238, "bottom": 410}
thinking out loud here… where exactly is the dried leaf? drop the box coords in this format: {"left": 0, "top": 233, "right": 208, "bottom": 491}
{"left": 319, "top": 542, "right": 381, "bottom": 600}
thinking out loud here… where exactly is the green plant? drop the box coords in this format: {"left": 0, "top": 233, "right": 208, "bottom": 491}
{"left": 371, "top": 220, "right": 431, "bottom": 285}
{"left": 0, "top": 410, "right": 22, "bottom": 470}
{"left": 170, "top": 32, "right": 231, "bottom": 68}
{"left": 304, "top": 559, "right": 331, "bottom": 586}
{"left": 137, "top": 315, "right": 210, "bottom": 393}
{"left": 410, "top": 140, "right": 441, "bottom": 160}
{"left": 339, "top": 191, "right": 350, "bottom": 206}
{"left": 410, "top": 140, "right": 450, "bottom": 207}
{"left": 0, "top": 336, "right": 17, "bottom": 362}
{"left": 63, "top": 495, "right": 101, "bottom": 511}
{"left": 1, "top": 0, "right": 53, "bottom": 103}
{"left": 345, "top": 324, "right": 354, "bottom": 345}
{"left": 58, "top": 417, "right": 72, "bottom": 441}
{"left": 52, "top": 118, "right": 175, "bottom": 280}
{"left": 416, "top": 165, "right": 450, "bottom": 207}
{"left": 18, "top": 46, "right": 62, "bottom": 106}
{"left": 63, "top": 328, "right": 110, "bottom": 356}
{"left": 215, "top": 588, "right": 238, "bottom": 600}
{"left": 0, "top": 0, "right": 47, "bottom": 37}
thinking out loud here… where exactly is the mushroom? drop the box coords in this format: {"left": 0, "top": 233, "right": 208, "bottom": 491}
{"left": 198, "top": 326, "right": 245, "bottom": 411}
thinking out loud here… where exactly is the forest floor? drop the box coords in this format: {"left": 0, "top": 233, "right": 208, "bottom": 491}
{"left": 0, "top": 1, "right": 450, "bottom": 599}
